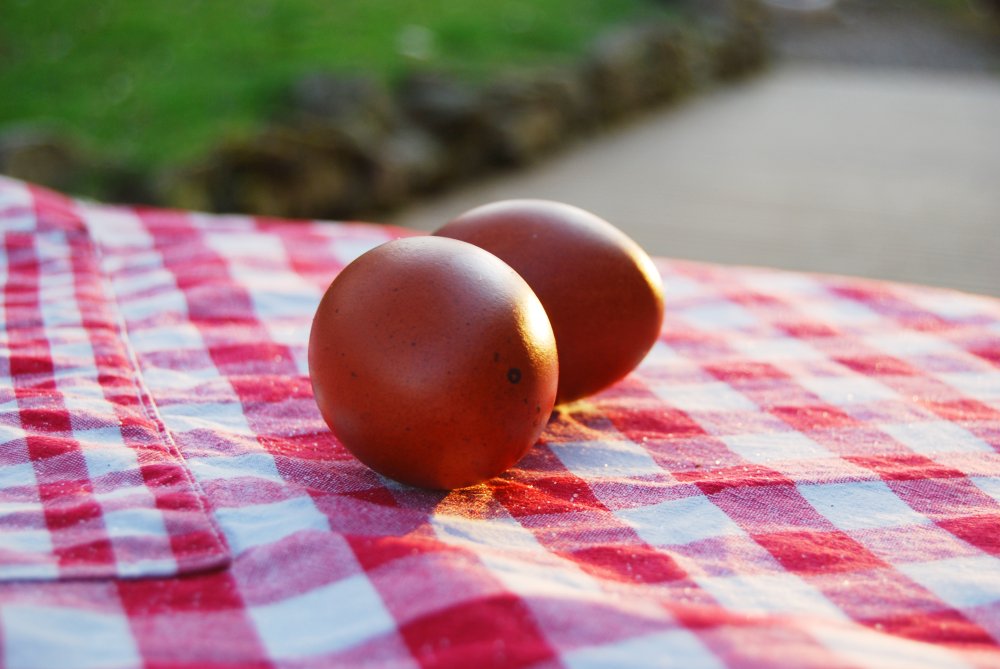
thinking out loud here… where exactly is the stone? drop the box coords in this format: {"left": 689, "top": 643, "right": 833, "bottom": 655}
{"left": 167, "top": 125, "right": 369, "bottom": 219}
{"left": 7, "top": 6, "right": 774, "bottom": 221}
{"left": 397, "top": 71, "right": 484, "bottom": 132}
{"left": 482, "top": 71, "right": 585, "bottom": 165}
{"left": 711, "top": 0, "right": 769, "bottom": 80}
{"left": 536, "top": 67, "right": 600, "bottom": 133}
{"left": 396, "top": 72, "right": 493, "bottom": 182}
{"left": 586, "top": 29, "right": 651, "bottom": 120}
{"left": 640, "top": 24, "right": 695, "bottom": 103}
{"left": 584, "top": 23, "right": 693, "bottom": 122}
{"left": 288, "top": 73, "right": 396, "bottom": 150}
{"left": 370, "top": 125, "right": 449, "bottom": 208}
{"left": 0, "top": 127, "right": 83, "bottom": 192}
{"left": 94, "top": 162, "right": 157, "bottom": 205}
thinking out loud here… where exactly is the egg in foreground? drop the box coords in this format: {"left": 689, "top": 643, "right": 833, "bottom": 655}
{"left": 308, "top": 236, "right": 558, "bottom": 490}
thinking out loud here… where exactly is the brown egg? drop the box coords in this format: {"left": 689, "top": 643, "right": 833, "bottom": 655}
{"left": 434, "top": 200, "right": 664, "bottom": 403}
{"left": 308, "top": 236, "right": 558, "bottom": 490}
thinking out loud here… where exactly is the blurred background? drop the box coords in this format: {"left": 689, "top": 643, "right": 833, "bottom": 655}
{"left": 1, "top": 0, "right": 998, "bottom": 294}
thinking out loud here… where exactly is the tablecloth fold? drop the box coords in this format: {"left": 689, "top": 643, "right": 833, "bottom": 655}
{"left": 0, "top": 178, "right": 229, "bottom": 580}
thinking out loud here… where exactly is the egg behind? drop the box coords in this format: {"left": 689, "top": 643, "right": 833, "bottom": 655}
{"left": 435, "top": 199, "right": 664, "bottom": 403}
{"left": 308, "top": 236, "right": 558, "bottom": 490}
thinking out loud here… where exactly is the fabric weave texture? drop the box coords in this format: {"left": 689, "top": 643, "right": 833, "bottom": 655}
{"left": 1, "top": 176, "right": 999, "bottom": 668}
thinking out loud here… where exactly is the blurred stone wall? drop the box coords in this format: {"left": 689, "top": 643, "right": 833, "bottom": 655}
{"left": 0, "top": 4, "right": 767, "bottom": 219}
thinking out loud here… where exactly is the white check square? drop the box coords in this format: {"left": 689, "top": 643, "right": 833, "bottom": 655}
{"left": 39, "top": 300, "right": 82, "bottom": 329}
{"left": 141, "top": 364, "right": 221, "bottom": 392}
{"left": 114, "top": 557, "right": 178, "bottom": 578}
{"left": 722, "top": 432, "right": 834, "bottom": 465}
{"left": 729, "top": 336, "right": 824, "bottom": 362}
{"left": 330, "top": 237, "right": 386, "bottom": 266}
{"left": 61, "top": 395, "right": 119, "bottom": 422}
{"left": 0, "top": 528, "right": 53, "bottom": 554}
{"left": 48, "top": 339, "right": 94, "bottom": 365}
{"left": 82, "top": 208, "right": 154, "bottom": 249}
{"left": 114, "top": 268, "right": 176, "bottom": 298}
{"left": 563, "top": 629, "right": 725, "bottom": 669}
{"left": 0, "top": 563, "right": 59, "bottom": 580}
{"left": 550, "top": 439, "right": 663, "bottom": 480}
{"left": 972, "top": 477, "right": 1000, "bottom": 506}
{"left": 103, "top": 508, "right": 169, "bottom": 539}
{"left": 189, "top": 212, "right": 253, "bottom": 232}
{"left": 188, "top": 452, "right": 284, "bottom": 484}
{"left": 0, "top": 424, "right": 27, "bottom": 445}
{"left": 215, "top": 495, "right": 330, "bottom": 555}
{"left": 651, "top": 381, "right": 757, "bottom": 413}
{"left": 810, "top": 621, "right": 974, "bottom": 669}
{"left": 102, "top": 249, "right": 162, "bottom": 274}
{"left": 0, "top": 461, "right": 36, "bottom": 490}
{"left": 0, "top": 178, "right": 33, "bottom": 231}
{"left": 249, "top": 574, "right": 394, "bottom": 659}
{"left": 640, "top": 340, "right": 683, "bottom": 365}
{"left": 879, "top": 421, "right": 992, "bottom": 456}
{"left": 34, "top": 235, "right": 70, "bottom": 262}
{"left": 1, "top": 604, "right": 140, "bottom": 669}
{"left": 939, "top": 372, "right": 1000, "bottom": 402}
{"left": 270, "top": 329, "right": 310, "bottom": 376}
{"left": 76, "top": 427, "right": 133, "bottom": 477}
{"left": 129, "top": 322, "right": 204, "bottom": 354}
{"left": 800, "top": 298, "right": 881, "bottom": 326}
{"left": 159, "top": 401, "right": 254, "bottom": 435}
{"left": 898, "top": 555, "right": 1000, "bottom": 609}
{"left": 479, "top": 552, "right": 604, "bottom": 602}
{"left": 205, "top": 231, "right": 281, "bottom": 261}
{"left": 38, "top": 281, "right": 76, "bottom": 304}
{"left": 617, "top": 495, "right": 745, "bottom": 547}
{"left": 265, "top": 320, "right": 311, "bottom": 351}
{"left": 742, "top": 272, "right": 825, "bottom": 297}
{"left": 863, "top": 331, "right": 956, "bottom": 357}
{"left": 677, "top": 301, "right": 757, "bottom": 331}
{"left": 225, "top": 258, "right": 320, "bottom": 318}
{"left": 911, "top": 291, "right": 995, "bottom": 322}
{"left": 119, "top": 290, "right": 188, "bottom": 322}
{"left": 798, "top": 480, "right": 930, "bottom": 531}
{"left": 694, "top": 572, "right": 847, "bottom": 620}
{"left": 432, "top": 513, "right": 541, "bottom": 553}
{"left": 246, "top": 287, "right": 321, "bottom": 320}
{"left": 797, "top": 375, "right": 897, "bottom": 407}
{"left": 662, "top": 274, "right": 706, "bottom": 300}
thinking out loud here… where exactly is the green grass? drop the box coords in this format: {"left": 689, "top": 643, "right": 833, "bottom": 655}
{"left": 0, "top": 0, "right": 674, "bottom": 169}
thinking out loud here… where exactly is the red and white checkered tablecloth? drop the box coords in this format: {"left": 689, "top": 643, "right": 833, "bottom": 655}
{"left": 1, "top": 174, "right": 999, "bottom": 668}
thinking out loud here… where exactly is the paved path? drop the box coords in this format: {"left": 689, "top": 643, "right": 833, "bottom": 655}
{"left": 390, "top": 63, "right": 1000, "bottom": 297}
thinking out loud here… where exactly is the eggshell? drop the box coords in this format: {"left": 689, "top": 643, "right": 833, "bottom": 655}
{"left": 308, "top": 236, "right": 558, "bottom": 490}
{"left": 434, "top": 200, "right": 664, "bottom": 403}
